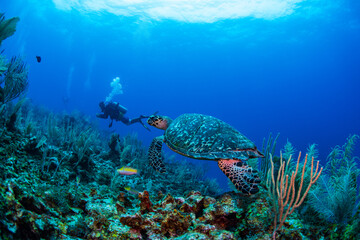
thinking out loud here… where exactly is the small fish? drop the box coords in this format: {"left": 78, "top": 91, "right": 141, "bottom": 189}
{"left": 76, "top": 176, "right": 81, "bottom": 187}
{"left": 124, "top": 186, "right": 139, "bottom": 195}
{"left": 117, "top": 166, "right": 138, "bottom": 175}
{"left": 36, "top": 56, "right": 41, "bottom": 63}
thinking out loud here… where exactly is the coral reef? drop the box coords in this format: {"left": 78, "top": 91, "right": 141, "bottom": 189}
{"left": 0, "top": 97, "right": 358, "bottom": 240}
{"left": 1, "top": 102, "right": 359, "bottom": 240}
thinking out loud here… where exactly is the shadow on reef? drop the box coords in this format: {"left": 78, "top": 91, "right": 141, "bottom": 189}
{"left": 1, "top": 12, "right": 360, "bottom": 240}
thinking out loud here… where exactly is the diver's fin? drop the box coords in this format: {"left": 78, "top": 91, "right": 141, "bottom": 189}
{"left": 218, "top": 159, "right": 260, "bottom": 195}
{"left": 148, "top": 136, "right": 166, "bottom": 173}
{"left": 140, "top": 119, "right": 150, "bottom": 131}
{"left": 130, "top": 116, "right": 151, "bottom": 131}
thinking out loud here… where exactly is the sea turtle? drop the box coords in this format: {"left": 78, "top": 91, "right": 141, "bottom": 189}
{"left": 147, "top": 113, "right": 264, "bottom": 194}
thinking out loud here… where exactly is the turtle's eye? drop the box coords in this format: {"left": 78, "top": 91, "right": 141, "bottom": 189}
{"left": 147, "top": 116, "right": 163, "bottom": 126}
{"left": 154, "top": 118, "right": 163, "bottom": 125}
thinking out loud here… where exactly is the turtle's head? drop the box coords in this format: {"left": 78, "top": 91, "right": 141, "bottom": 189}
{"left": 147, "top": 115, "right": 172, "bottom": 130}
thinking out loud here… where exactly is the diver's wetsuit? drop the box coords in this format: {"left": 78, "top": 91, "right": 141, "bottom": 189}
{"left": 96, "top": 101, "right": 149, "bottom": 130}
{"left": 97, "top": 102, "right": 129, "bottom": 125}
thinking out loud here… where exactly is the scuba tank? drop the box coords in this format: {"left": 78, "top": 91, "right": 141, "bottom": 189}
{"left": 106, "top": 101, "right": 128, "bottom": 114}
{"left": 116, "top": 103, "right": 128, "bottom": 114}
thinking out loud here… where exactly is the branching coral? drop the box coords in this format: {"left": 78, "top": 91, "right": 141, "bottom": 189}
{"left": 266, "top": 152, "right": 323, "bottom": 239}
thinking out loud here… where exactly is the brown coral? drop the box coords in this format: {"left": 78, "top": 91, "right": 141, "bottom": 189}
{"left": 160, "top": 209, "right": 192, "bottom": 237}
{"left": 120, "top": 213, "right": 143, "bottom": 229}
{"left": 139, "top": 190, "right": 153, "bottom": 214}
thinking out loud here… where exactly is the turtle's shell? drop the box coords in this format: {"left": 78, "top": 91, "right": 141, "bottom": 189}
{"left": 164, "top": 113, "right": 259, "bottom": 161}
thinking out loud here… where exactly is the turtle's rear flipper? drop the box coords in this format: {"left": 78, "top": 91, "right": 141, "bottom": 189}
{"left": 148, "top": 136, "right": 166, "bottom": 173}
{"left": 218, "top": 159, "right": 260, "bottom": 194}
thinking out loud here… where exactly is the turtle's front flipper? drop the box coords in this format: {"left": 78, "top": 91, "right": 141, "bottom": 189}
{"left": 218, "top": 159, "right": 260, "bottom": 194}
{"left": 148, "top": 136, "right": 166, "bottom": 173}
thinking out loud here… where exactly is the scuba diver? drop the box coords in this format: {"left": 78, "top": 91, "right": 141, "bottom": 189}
{"left": 96, "top": 101, "right": 150, "bottom": 131}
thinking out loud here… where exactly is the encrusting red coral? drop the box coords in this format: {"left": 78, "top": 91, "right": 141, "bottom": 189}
{"left": 200, "top": 193, "right": 239, "bottom": 229}
{"left": 160, "top": 209, "right": 191, "bottom": 237}
{"left": 120, "top": 213, "right": 143, "bottom": 229}
{"left": 115, "top": 190, "right": 246, "bottom": 238}
{"left": 139, "top": 190, "right": 153, "bottom": 214}
{"left": 179, "top": 190, "right": 205, "bottom": 215}
{"left": 160, "top": 193, "right": 176, "bottom": 210}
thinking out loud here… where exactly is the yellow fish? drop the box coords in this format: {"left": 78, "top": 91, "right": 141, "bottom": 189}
{"left": 124, "top": 186, "right": 140, "bottom": 195}
{"left": 117, "top": 166, "right": 138, "bottom": 175}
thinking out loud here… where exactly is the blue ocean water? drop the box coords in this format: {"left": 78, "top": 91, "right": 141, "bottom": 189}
{"left": 2, "top": 0, "right": 360, "bottom": 190}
